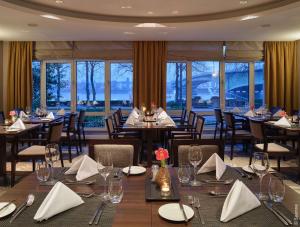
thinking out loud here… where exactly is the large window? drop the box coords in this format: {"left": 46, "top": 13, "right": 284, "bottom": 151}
{"left": 192, "top": 61, "right": 220, "bottom": 111}
{"left": 110, "top": 63, "right": 133, "bottom": 110}
{"left": 225, "top": 63, "right": 249, "bottom": 109}
{"left": 254, "top": 61, "right": 264, "bottom": 108}
{"left": 32, "top": 61, "right": 41, "bottom": 111}
{"left": 46, "top": 62, "right": 71, "bottom": 110}
{"left": 76, "top": 61, "right": 105, "bottom": 112}
{"left": 166, "top": 62, "right": 187, "bottom": 110}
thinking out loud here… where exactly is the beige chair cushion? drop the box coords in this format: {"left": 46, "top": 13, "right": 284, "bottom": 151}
{"left": 178, "top": 145, "right": 219, "bottom": 166}
{"left": 255, "top": 143, "right": 290, "bottom": 153}
{"left": 94, "top": 144, "right": 134, "bottom": 168}
{"left": 18, "top": 145, "right": 45, "bottom": 156}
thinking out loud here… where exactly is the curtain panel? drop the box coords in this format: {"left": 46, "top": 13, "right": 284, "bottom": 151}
{"left": 7, "top": 41, "right": 33, "bottom": 113}
{"left": 264, "top": 41, "right": 298, "bottom": 114}
{"left": 133, "top": 41, "right": 167, "bottom": 109}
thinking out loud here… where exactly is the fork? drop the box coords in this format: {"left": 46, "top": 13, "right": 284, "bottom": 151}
{"left": 194, "top": 197, "right": 205, "bottom": 225}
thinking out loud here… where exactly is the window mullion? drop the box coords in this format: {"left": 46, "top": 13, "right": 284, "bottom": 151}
{"left": 220, "top": 61, "right": 225, "bottom": 110}
{"left": 71, "top": 60, "right": 77, "bottom": 112}
{"left": 249, "top": 62, "right": 255, "bottom": 108}
{"left": 40, "top": 61, "right": 46, "bottom": 108}
{"left": 105, "top": 60, "right": 111, "bottom": 116}
{"left": 186, "top": 61, "right": 192, "bottom": 112}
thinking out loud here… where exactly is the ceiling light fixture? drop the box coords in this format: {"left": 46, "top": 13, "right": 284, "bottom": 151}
{"left": 240, "top": 15, "right": 259, "bottom": 21}
{"left": 172, "top": 10, "right": 179, "bottom": 14}
{"left": 41, "top": 14, "right": 62, "bottom": 20}
{"left": 240, "top": 0, "right": 248, "bottom": 5}
{"left": 135, "top": 23, "right": 166, "bottom": 28}
{"left": 147, "top": 11, "right": 154, "bottom": 15}
{"left": 55, "top": 0, "right": 64, "bottom": 4}
{"left": 121, "top": 6, "right": 132, "bottom": 9}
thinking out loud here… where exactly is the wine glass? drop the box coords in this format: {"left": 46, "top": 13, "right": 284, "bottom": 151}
{"left": 97, "top": 152, "right": 113, "bottom": 200}
{"left": 252, "top": 152, "right": 269, "bottom": 200}
{"left": 45, "top": 143, "right": 60, "bottom": 185}
{"left": 188, "top": 145, "right": 203, "bottom": 186}
{"left": 25, "top": 106, "right": 31, "bottom": 116}
{"left": 177, "top": 164, "right": 191, "bottom": 184}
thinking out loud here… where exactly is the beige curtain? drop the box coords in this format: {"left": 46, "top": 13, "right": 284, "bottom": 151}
{"left": 7, "top": 42, "right": 33, "bottom": 113}
{"left": 264, "top": 41, "right": 298, "bottom": 114}
{"left": 133, "top": 41, "right": 167, "bottom": 109}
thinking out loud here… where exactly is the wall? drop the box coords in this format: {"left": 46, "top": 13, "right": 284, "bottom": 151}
{"left": 297, "top": 40, "right": 300, "bottom": 108}
{"left": 1, "top": 42, "right": 8, "bottom": 114}
{"left": 0, "top": 41, "right": 2, "bottom": 111}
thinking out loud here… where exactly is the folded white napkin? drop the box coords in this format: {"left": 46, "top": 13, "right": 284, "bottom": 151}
{"left": 255, "top": 106, "right": 264, "bottom": 114}
{"left": 9, "top": 119, "right": 26, "bottom": 130}
{"left": 220, "top": 180, "right": 261, "bottom": 222}
{"left": 34, "top": 182, "right": 84, "bottom": 221}
{"left": 65, "top": 155, "right": 99, "bottom": 181}
{"left": 46, "top": 112, "right": 55, "bottom": 119}
{"left": 274, "top": 117, "right": 291, "bottom": 127}
{"left": 157, "top": 107, "right": 164, "bottom": 114}
{"left": 197, "top": 153, "right": 226, "bottom": 180}
{"left": 57, "top": 109, "right": 65, "bottom": 116}
{"left": 232, "top": 107, "right": 241, "bottom": 113}
{"left": 159, "top": 116, "right": 176, "bottom": 126}
{"left": 133, "top": 107, "right": 140, "bottom": 116}
{"left": 244, "top": 110, "right": 255, "bottom": 117}
{"left": 273, "top": 109, "right": 283, "bottom": 117}
{"left": 19, "top": 111, "right": 28, "bottom": 119}
{"left": 35, "top": 108, "right": 40, "bottom": 115}
{"left": 158, "top": 111, "right": 168, "bottom": 120}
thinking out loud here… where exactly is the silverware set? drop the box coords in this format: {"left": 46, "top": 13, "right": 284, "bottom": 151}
{"left": 234, "top": 168, "right": 252, "bottom": 180}
{"left": 89, "top": 200, "right": 106, "bottom": 225}
{"left": 64, "top": 179, "right": 96, "bottom": 185}
{"left": 202, "top": 178, "right": 234, "bottom": 185}
{"left": 188, "top": 196, "right": 205, "bottom": 224}
{"left": 9, "top": 194, "right": 35, "bottom": 223}
{"left": 263, "top": 201, "right": 292, "bottom": 226}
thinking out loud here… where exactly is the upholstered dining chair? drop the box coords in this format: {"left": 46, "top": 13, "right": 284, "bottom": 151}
{"left": 171, "top": 108, "right": 187, "bottom": 125}
{"left": 214, "top": 108, "right": 224, "bottom": 140}
{"left": 249, "top": 119, "right": 295, "bottom": 171}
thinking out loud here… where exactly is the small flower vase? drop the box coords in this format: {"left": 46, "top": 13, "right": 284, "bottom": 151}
{"left": 155, "top": 166, "right": 171, "bottom": 196}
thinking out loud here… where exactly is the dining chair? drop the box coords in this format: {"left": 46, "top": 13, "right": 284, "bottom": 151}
{"left": 249, "top": 119, "right": 295, "bottom": 171}
{"left": 61, "top": 113, "right": 78, "bottom": 162}
{"left": 214, "top": 108, "right": 224, "bottom": 140}
{"left": 0, "top": 111, "right": 5, "bottom": 124}
{"left": 223, "top": 112, "right": 252, "bottom": 160}
{"left": 105, "top": 116, "right": 140, "bottom": 139}
{"left": 76, "top": 110, "right": 86, "bottom": 148}
{"left": 171, "top": 108, "right": 187, "bottom": 125}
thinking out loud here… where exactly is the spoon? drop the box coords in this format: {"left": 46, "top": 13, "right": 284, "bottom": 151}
{"left": 10, "top": 194, "right": 35, "bottom": 223}
{"left": 209, "top": 191, "right": 228, "bottom": 197}
{"left": 203, "top": 179, "right": 234, "bottom": 185}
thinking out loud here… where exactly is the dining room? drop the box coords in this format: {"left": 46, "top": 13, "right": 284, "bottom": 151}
{"left": 0, "top": 0, "right": 300, "bottom": 226}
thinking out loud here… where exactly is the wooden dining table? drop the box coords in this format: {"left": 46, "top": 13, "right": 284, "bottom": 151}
{"left": 0, "top": 167, "right": 298, "bottom": 226}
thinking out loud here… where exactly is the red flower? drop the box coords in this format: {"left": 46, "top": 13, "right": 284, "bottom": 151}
{"left": 155, "top": 148, "right": 169, "bottom": 161}
{"left": 9, "top": 111, "right": 16, "bottom": 116}
{"left": 279, "top": 111, "right": 287, "bottom": 117}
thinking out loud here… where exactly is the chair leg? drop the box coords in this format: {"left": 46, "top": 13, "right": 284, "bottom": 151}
{"left": 59, "top": 145, "right": 64, "bottom": 167}
{"left": 230, "top": 138, "right": 234, "bottom": 160}
{"left": 277, "top": 157, "right": 281, "bottom": 172}
{"left": 214, "top": 123, "right": 217, "bottom": 140}
{"left": 10, "top": 159, "right": 16, "bottom": 187}
{"left": 220, "top": 127, "right": 223, "bottom": 140}
{"left": 32, "top": 160, "right": 36, "bottom": 172}
{"left": 78, "top": 131, "right": 83, "bottom": 153}
{"left": 67, "top": 137, "right": 72, "bottom": 163}
{"left": 82, "top": 126, "right": 86, "bottom": 146}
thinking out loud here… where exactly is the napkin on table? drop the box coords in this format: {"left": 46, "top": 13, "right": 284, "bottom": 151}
{"left": 197, "top": 153, "right": 226, "bottom": 180}
{"left": 19, "top": 111, "right": 28, "bottom": 119}
{"left": 232, "top": 107, "right": 241, "bottom": 113}
{"left": 65, "top": 155, "right": 99, "bottom": 181}
{"left": 274, "top": 117, "right": 291, "bottom": 127}
{"left": 9, "top": 118, "right": 26, "bottom": 130}
{"left": 220, "top": 180, "right": 261, "bottom": 222}
{"left": 159, "top": 116, "right": 176, "bottom": 126}
{"left": 46, "top": 112, "right": 55, "bottom": 120}
{"left": 157, "top": 111, "right": 168, "bottom": 120}
{"left": 244, "top": 110, "right": 255, "bottom": 117}
{"left": 34, "top": 181, "right": 84, "bottom": 221}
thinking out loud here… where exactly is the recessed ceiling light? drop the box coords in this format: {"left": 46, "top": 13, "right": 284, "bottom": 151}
{"left": 172, "top": 10, "right": 179, "bottom": 14}
{"left": 147, "top": 11, "right": 154, "bottom": 15}
{"left": 240, "top": 0, "right": 248, "bottom": 5}
{"left": 160, "top": 31, "right": 168, "bottom": 35}
{"left": 135, "top": 23, "right": 166, "bottom": 28}
{"left": 41, "top": 14, "right": 62, "bottom": 20}
{"left": 55, "top": 0, "right": 64, "bottom": 4}
{"left": 240, "top": 15, "right": 259, "bottom": 21}
{"left": 124, "top": 31, "right": 135, "bottom": 35}
{"left": 261, "top": 24, "right": 271, "bottom": 28}
{"left": 121, "top": 6, "right": 132, "bottom": 9}
{"left": 27, "top": 23, "right": 38, "bottom": 27}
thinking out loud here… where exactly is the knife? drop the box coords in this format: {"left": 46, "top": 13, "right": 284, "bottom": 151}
{"left": 272, "top": 206, "right": 293, "bottom": 225}
{"left": 234, "top": 168, "right": 246, "bottom": 178}
{"left": 89, "top": 201, "right": 103, "bottom": 225}
{"left": 127, "top": 166, "right": 132, "bottom": 176}
{"left": 179, "top": 202, "right": 188, "bottom": 222}
{"left": 94, "top": 202, "right": 106, "bottom": 225}
{"left": 263, "top": 201, "right": 289, "bottom": 226}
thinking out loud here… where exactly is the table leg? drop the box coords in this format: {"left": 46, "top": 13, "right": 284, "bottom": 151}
{"left": 146, "top": 131, "right": 153, "bottom": 167}
{"left": 0, "top": 135, "right": 8, "bottom": 184}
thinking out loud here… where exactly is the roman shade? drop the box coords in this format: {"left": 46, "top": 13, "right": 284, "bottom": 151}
{"left": 225, "top": 41, "right": 264, "bottom": 61}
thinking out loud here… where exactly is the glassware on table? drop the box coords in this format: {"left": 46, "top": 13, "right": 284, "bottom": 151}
{"left": 97, "top": 152, "right": 113, "bottom": 200}
{"left": 25, "top": 106, "right": 31, "bottom": 116}
{"left": 177, "top": 164, "right": 191, "bottom": 184}
{"left": 252, "top": 152, "right": 269, "bottom": 200}
{"left": 36, "top": 161, "right": 50, "bottom": 182}
{"left": 268, "top": 176, "right": 285, "bottom": 203}
{"left": 45, "top": 143, "right": 60, "bottom": 185}
{"left": 188, "top": 145, "right": 203, "bottom": 186}
{"left": 108, "top": 177, "right": 124, "bottom": 204}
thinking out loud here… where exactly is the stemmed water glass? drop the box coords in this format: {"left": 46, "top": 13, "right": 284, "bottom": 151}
{"left": 188, "top": 145, "right": 203, "bottom": 186}
{"left": 45, "top": 143, "right": 60, "bottom": 185}
{"left": 97, "top": 152, "right": 113, "bottom": 200}
{"left": 252, "top": 152, "right": 270, "bottom": 200}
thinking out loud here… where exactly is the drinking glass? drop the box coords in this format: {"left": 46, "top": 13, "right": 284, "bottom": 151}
{"left": 188, "top": 145, "right": 203, "bottom": 186}
{"left": 177, "top": 164, "right": 191, "bottom": 184}
{"left": 269, "top": 176, "right": 285, "bottom": 203}
{"left": 45, "top": 144, "right": 60, "bottom": 185}
{"left": 36, "top": 161, "right": 50, "bottom": 182}
{"left": 25, "top": 106, "right": 31, "bottom": 116}
{"left": 252, "top": 152, "right": 269, "bottom": 200}
{"left": 108, "top": 177, "right": 124, "bottom": 204}
{"left": 97, "top": 152, "right": 113, "bottom": 200}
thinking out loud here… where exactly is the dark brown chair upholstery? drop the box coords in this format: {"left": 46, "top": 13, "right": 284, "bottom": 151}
{"left": 223, "top": 112, "right": 252, "bottom": 160}
{"left": 214, "top": 108, "right": 224, "bottom": 139}
{"left": 77, "top": 110, "right": 86, "bottom": 151}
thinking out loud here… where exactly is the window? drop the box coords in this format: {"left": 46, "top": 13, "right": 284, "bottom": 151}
{"left": 225, "top": 63, "right": 249, "bottom": 108}
{"left": 192, "top": 61, "right": 220, "bottom": 111}
{"left": 46, "top": 62, "right": 71, "bottom": 110}
{"left": 254, "top": 62, "right": 264, "bottom": 108}
{"left": 76, "top": 61, "right": 105, "bottom": 112}
{"left": 32, "top": 61, "right": 41, "bottom": 111}
{"left": 110, "top": 63, "right": 133, "bottom": 110}
{"left": 166, "top": 62, "right": 187, "bottom": 110}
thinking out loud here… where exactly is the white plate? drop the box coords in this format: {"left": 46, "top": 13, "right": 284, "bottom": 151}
{"left": 242, "top": 165, "right": 276, "bottom": 174}
{"left": 40, "top": 118, "right": 51, "bottom": 121}
{"left": 6, "top": 128, "right": 21, "bottom": 132}
{"left": 158, "top": 203, "right": 194, "bottom": 222}
{"left": 122, "top": 166, "right": 146, "bottom": 175}
{"left": 0, "top": 202, "right": 16, "bottom": 218}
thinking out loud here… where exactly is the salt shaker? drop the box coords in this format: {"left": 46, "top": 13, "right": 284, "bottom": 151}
{"left": 151, "top": 164, "right": 159, "bottom": 182}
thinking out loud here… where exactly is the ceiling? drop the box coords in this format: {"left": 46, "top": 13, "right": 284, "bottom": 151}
{"left": 0, "top": 0, "right": 300, "bottom": 41}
